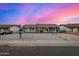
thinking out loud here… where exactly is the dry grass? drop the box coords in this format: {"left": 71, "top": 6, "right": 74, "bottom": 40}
{"left": 64, "top": 32, "right": 79, "bottom": 36}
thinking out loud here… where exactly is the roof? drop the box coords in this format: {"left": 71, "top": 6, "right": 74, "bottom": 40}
{"left": 23, "top": 24, "right": 59, "bottom": 27}
{"left": 60, "top": 23, "right": 79, "bottom": 27}
{"left": 0, "top": 24, "right": 18, "bottom": 27}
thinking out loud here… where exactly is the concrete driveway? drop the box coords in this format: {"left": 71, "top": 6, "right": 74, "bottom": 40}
{"left": 0, "top": 33, "right": 79, "bottom": 46}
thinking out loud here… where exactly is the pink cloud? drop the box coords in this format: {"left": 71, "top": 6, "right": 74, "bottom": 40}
{"left": 16, "top": 4, "right": 79, "bottom": 25}
{"left": 16, "top": 16, "right": 28, "bottom": 25}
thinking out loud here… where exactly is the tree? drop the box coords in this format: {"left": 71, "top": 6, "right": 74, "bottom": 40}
{"left": 59, "top": 26, "right": 70, "bottom": 32}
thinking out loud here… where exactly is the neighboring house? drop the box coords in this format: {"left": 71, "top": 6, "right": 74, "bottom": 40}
{"left": 0, "top": 24, "right": 18, "bottom": 33}
{"left": 60, "top": 23, "right": 79, "bottom": 32}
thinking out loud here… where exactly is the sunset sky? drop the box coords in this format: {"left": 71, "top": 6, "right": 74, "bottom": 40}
{"left": 0, "top": 3, "right": 79, "bottom": 25}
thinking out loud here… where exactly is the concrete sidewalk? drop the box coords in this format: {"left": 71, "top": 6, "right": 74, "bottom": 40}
{"left": 0, "top": 40, "right": 79, "bottom": 46}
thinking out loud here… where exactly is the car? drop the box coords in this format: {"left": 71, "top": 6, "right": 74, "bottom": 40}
{"left": 0, "top": 30, "right": 13, "bottom": 35}
{"left": 0, "top": 31, "right": 5, "bottom": 35}
{"left": 5, "top": 31, "right": 13, "bottom": 34}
